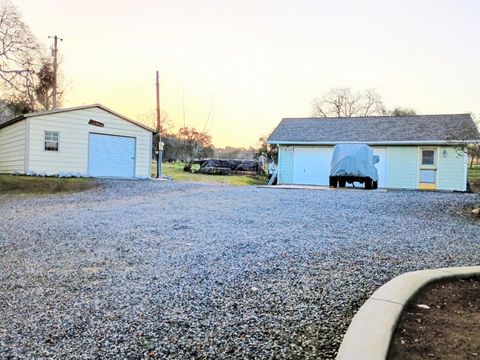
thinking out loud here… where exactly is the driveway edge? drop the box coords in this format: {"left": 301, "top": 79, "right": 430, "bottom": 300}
{"left": 336, "top": 265, "right": 480, "bottom": 360}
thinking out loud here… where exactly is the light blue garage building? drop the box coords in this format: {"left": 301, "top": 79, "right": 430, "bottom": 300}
{"left": 268, "top": 114, "right": 480, "bottom": 191}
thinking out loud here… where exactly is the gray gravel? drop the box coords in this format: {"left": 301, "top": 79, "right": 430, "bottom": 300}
{"left": 0, "top": 180, "right": 479, "bottom": 359}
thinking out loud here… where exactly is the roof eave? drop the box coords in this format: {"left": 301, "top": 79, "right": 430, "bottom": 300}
{"left": 0, "top": 115, "right": 26, "bottom": 129}
{"left": 267, "top": 140, "right": 477, "bottom": 145}
{"left": 0, "top": 104, "right": 155, "bottom": 132}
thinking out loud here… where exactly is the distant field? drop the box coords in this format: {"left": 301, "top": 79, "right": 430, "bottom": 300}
{"left": 0, "top": 175, "right": 96, "bottom": 195}
{"left": 152, "top": 161, "right": 268, "bottom": 186}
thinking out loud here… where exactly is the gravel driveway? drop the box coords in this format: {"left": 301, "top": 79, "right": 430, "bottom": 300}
{"left": 1, "top": 180, "right": 479, "bottom": 359}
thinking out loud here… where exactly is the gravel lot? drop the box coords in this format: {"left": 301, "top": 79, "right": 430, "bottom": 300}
{"left": 0, "top": 180, "right": 479, "bottom": 359}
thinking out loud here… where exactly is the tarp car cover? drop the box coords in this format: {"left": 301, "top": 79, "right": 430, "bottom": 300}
{"left": 330, "top": 144, "right": 378, "bottom": 181}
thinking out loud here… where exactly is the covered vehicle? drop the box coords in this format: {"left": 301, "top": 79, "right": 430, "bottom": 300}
{"left": 329, "top": 144, "right": 380, "bottom": 189}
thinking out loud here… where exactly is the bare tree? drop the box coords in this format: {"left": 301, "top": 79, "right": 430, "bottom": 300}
{"left": 138, "top": 109, "right": 172, "bottom": 137}
{"left": 362, "top": 89, "right": 387, "bottom": 116}
{"left": 178, "top": 126, "right": 213, "bottom": 161}
{"left": 0, "top": 1, "right": 40, "bottom": 108}
{"left": 254, "top": 136, "right": 278, "bottom": 162}
{"left": 0, "top": 1, "right": 65, "bottom": 113}
{"left": 446, "top": 115, "right": 480, "bottom": 170}
{"left": 0, "top": 98, "right": 13, "bottom": 122}
{"left": 467, "top": 144, "right": 480, "bottom": 169}
{"left": 138, "top": 109, "right": 174, "bottom": 160}
{"left": 311, "top": 87, "right": 386, "bottom": 118}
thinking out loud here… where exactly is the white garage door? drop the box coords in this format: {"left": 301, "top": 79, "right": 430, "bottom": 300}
{"left": 88, "top": 133, "right": 135, "bottom": 178}
{"left": 373, "top": 147, "right": 387, "bottom": 188}
{"left": 293, "top": 147, "right": 331, "bottom": 185}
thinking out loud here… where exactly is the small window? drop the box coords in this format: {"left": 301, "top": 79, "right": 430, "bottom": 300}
{"left": 421, "top": 149, "right": 435, "bottom": 166}
{"left": 44, "top": 131, "right": 59, "bottom": 151}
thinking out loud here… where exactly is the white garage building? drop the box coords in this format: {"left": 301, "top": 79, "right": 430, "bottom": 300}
{"left": 268, "top": 114, "right": 480, "bottom": 191}
{"left": 0, "top": 104, "right": 153, "bottom": 178}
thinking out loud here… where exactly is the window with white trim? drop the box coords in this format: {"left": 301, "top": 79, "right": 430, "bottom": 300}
{"left": 44, "top": 131, "right": 59, "bottom": 151}
{"left": 421, "top": 149, "right": 435, "bottom": 166}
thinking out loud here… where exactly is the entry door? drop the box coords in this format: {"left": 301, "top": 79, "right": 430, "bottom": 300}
{"left": 373, "top": 147, "right": 387, "bottom": 188}
{"left": 88, "top": 133, "right": 136, "bottom": 178}
{"left": 418, "top": 147, "right": 437, "bottom": 190}
{"left": 292, "top": 147, "right": 331, "bottom": 185}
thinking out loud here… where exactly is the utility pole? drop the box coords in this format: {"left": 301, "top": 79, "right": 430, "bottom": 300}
{"left": 156, "top": 70, "right": 163, "bottom": 178}
{"left": 48, "top": 35, "right": 63, "bottom": 109}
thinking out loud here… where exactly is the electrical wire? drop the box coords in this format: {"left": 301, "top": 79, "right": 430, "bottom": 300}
{"left": 71, "top": 79, "right": 153, "bottom": 93}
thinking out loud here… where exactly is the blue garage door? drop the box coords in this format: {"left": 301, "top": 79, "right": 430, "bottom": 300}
{"left": 88, "top": 133, "right": 135, "bottom": 178}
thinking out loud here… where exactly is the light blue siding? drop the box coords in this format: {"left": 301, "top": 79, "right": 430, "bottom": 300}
{"left": 437, "top": 146, "right": 466, "bottom": 191}
{"left": 276, "top": 144, "right": 466, "bottom": 191}
{"left": 386, "top": 146, "right": 418, "bottom": 189}
{"left": 278, "top": 146, "right": 293, "bottom": 184}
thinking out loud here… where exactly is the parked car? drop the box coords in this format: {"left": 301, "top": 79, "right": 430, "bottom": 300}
{"left": 329, "top": 144, "right": 379, "bottom": 189}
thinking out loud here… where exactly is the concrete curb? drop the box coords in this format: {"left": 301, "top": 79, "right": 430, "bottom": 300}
{"left": 336, "top": 265, "right": 480, "bottom": 360}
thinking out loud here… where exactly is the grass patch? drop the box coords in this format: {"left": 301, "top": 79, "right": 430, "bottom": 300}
{"left": 468, "top": 164, "right": 480, "bottom": 181}
{"left": 152, "top": 161, "right": 268, "bottom": 186}
{"left": 0, "top": 175, "right": 97, "bottom": 196}
{"left": 468, "top": 164, "right": 480, "bottom": 193}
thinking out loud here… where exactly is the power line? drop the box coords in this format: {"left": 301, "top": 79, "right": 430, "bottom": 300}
{"left": 202, "top": 92, "right": 216, "bottom": 133}
{"left": 71, "top": 79, "right": 152, "bottom": 93}
{"left": 182, "top": 84, "right": 186, "bottom": 128}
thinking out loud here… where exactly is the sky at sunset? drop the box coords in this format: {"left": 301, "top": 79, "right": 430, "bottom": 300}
{"left": 12, "top": 0, "right": 480, "bottom": 147}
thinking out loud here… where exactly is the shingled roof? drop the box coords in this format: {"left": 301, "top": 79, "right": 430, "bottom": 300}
{"left": 267, "top": 114, "right": 480, "bottom": 145}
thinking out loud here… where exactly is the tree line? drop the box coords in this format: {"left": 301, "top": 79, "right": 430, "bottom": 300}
{"left": 310, "top": 87, "right": 479, "bottom": 167}
{"left": 0, "top": 1, "right": 62, "bottom": 121}
{"left": 311, "top": 87, "right": 416, "bottom": 118}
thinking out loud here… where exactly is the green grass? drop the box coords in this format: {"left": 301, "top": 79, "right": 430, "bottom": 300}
{"left": 153, "top": 161, "right": 268, "bottom": 186}
{"left": 468, "top": 164, "right": 480, "bottom": 192}
{"left": 468, "top": 164, "right": 480, "bottom": 181}
{"left": 0, "top": 175, "right": 96, "bottom": 196}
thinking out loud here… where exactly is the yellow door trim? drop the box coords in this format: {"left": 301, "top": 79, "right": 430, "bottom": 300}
{"left": 418, "top": 182, "right": 436, "bottom": 190}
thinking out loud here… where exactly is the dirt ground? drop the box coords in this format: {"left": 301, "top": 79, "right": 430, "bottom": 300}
{"left": 389, "top": 277, "right": 480, "bottom": 360}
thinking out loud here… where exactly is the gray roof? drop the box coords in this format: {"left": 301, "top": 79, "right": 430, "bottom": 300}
{"left": 267, "top": 114, "right": 480, "bottom": 144}
{"left": 0, "top": 104, "right": 154, "bottom": 132}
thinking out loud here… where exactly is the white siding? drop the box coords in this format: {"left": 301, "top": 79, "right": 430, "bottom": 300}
{"left": 27, "top": 108, "right": 151, "bottom": 177}
{"left": 0, "top": 120, "right": 26, "bottom": 173}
